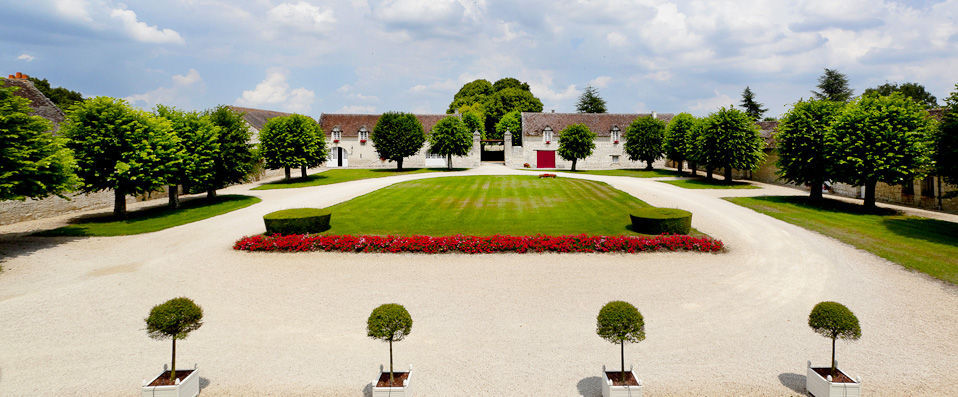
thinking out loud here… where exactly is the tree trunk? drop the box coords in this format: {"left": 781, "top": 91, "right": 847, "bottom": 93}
{"left": 284, "top": 167, "right": 291, "bottom": 180}
{"left": 863, "top": 180, "right": 877, "bottom": 210}
{"left": 620, "top": 340, "right": 626, "bottom": 386}
{"left": 830, "top": 335, "right": 836, "bottom": 378}
{"left": 706, "top": 168, "right": 713, "bottom": 180}
{"left": 447, "top": 154, "right": 452, "bottom": 170}
{"left": 388, "top": 339, "right": 394, "bottom": 384}
{"left": 114, "top": 189, "right": 127, "bottom": 219}
{"left": 810, "top": 178, "right": 823, "bottom": 201}
{"left": 397, "top": 158, "right": 403, "bottom": 170}
{"left": 676, "top": 159, "right": 683, "bottom": 174}
{"left": 690, "top": 162, "right": 697, "bottom": 176}
{"left": 938, "top": 174, "right": 943, "bottom": 210}
{"left": 301, "top": 166, "right": 307, "bottom": 178}
{"left": 207, "top": 189, "right": 217, "bottom": 199}
{"left": 724, "top": 167, "right": 733, "bottom": 184}
{"left": 645, "top": 160, "right": 653, "bottom": 170}
{"left": 171, "top": 338, "right": 177, "bottom": 382}
{"left": 571, "top": 158, "right": 578, "bottom": 172}
{"left": 168, "top": 185, "right": 179, "bottom": 209}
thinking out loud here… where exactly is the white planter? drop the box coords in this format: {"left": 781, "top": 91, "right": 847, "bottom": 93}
{"left": 806, "top": 361, "right": 861, "bottom": 397}
{"left": 372, "top": 364, "right": 412, "bottom": 397}
{"left": 141, "top": 364, "right": 200, "bottom": 397}
{"left": 601, "top": 365, "right": 642, "bottom": 397}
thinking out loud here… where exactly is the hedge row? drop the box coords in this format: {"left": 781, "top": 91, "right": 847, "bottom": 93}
{"left": 630, "top": 208, "right": 692, "bottom": 235}
{"left": 263, "top": 208, "right": 331, "bottom": 235}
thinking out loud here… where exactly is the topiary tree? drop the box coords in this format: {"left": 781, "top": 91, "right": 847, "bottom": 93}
{"left": 428, "top": 116, "right": 472, "bottom": 169}
{"left": 624, "top": 116, "right": 667, "bottom": 170}
{"left": 664, "top": 113, "right": 696, "bottom": 174}
{"left": 494, "top": 110, "right": 521, "bottom": 144}
{"left": 372, "top": 112, "right": 425, "bottom": 170}
{"left": 155, "top": 105, "right": 220, "bottom": 208}
{"left": 695, "top": 107, "right": 766, "bottom": 183}
{"left": 204, "top": 105, "right": 258, "bottom": 198}
{"left": 597, "top": 301, "right": 645, "bottom": 385}
{"left": 146, "top": 297, "right": 204, "bottom": 383}
{"left": 557, "top": 123, "right": 596, "bottom": 171}
{"left": 259, "top": 114, "right": 326, "bottom": 180}
{"left": 576, "top": 85, "right": 607, "bottom": 113}
{"left": 808, "top": 301, "right": 861, "bottom": 378}
{"left": 367, "top": 303, "right": 413, "bottom": 385}
{"left": 775, "top": 99, "right": 843, "bottom": 201}
{"left": 0, "top": 84, "right": 76, "bottom": 201}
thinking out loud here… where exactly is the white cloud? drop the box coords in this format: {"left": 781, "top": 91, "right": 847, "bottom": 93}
{"left": 17, "top": 54, "right": 35, "bottom": 62}
{"left": 236, "top": 69, "right": 315, "bottom": 113}
{"left": 126, "top": 69, "right": 203, "bottom": 109}
{"left": 337, "top": 105, "right": 376, "bottom": 113}
{"left": 371, "top": 0, "right": 485, "bottom": 37}
{"left": 267, "top": 2, "right": 336, "bottom": 34}
{"left": 54, "top": 0, "right": 92, "bottom": 23}
{"left": 110, "top": 8, "right": 185, "bottom": 44}
{"left": 606, "top": 32, "right": 627, "bottom": 47}
{"left": 589, "top": 76, "right": 612, "bottom": 88}
{"left": 688, "top": 90, "right": 736, "bottom": 115}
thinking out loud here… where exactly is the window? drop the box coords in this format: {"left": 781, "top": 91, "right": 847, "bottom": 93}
{"left": 921, "top": 176, "right": 935, "bottom": 197}
{"left": 543, "top": 126, "right": 553, "bottom": 142}
{"left": 359, "top": 128, "right": 369, "bottom": 141}
{"left": 611, "top": 155, "right": 620, "bottom": 164}
{"left": 611, "top": 127, "right": 620, "bottom": 143}
{"left": 427, "top": 151, "right": 444, "bottom": 159}
{"left": 332, "top": 129, "right": 342, "bottom": 142}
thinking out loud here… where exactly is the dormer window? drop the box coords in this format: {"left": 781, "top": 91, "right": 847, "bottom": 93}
{"left": 611, "top": 126, "right": 621, "bottom": 143}
{"left": 359, "top": 128, "right": 369, "bottom": 142}
{"left": 332, "top": 129, "right": 342, "bottom": 142}
{"left": 543, "top": 126, "right": 553, "bottom": 143}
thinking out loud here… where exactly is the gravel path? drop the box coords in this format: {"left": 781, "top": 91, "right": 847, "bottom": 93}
{"left": 1, "top": 164, "right": 955, "bottom": 396}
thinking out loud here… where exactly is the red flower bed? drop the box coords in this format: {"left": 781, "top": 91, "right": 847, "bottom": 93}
{"left": 539, "top": 173, "right": 557, "bottom": 178}
{"left": 233, "top": 234, "right": 723, "bottom": 254}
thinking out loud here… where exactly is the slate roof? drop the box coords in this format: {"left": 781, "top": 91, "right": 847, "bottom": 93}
{"left": 520, "top": 112, "right": 675, "bottom": 137}
{"left": 227, "top": 106, "right": 296, "bottom": 131}
{"left": 2, "top": 78, "right": 66, "bottom": 132}
{"left": 756, "top": 120, "right": 779, "bottom": 148}
{"left": 319, "top": 113, "right": 456, "bottom": 137}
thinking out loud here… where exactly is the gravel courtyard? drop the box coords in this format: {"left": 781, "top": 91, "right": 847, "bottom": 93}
{"left": 1, "top": 164, "right": 955, "bottom": 396}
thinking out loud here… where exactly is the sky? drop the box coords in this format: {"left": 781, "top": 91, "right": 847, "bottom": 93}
{"left": 1, "top": 0, "right": 956, "bottom": 119}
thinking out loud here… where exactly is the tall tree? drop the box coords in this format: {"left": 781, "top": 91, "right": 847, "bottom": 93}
{"left": 459, "top": 104, "right": 485, "bottom": 138}
{"left": 204, "top": 105, "right": 258, "bottom": 198}
{"left": 494, "top": 110, "right": 521, "bottom": 145}
{"left": 447, "top": 80, "right": 493, "bottom": 114}
{"left": 447, "top": 78, "right": 543, "bottom": 134}
{"left": 684, "top": 118, "right": 704, "bottom": 176}
{"left": 624, "top": 116, "right": 666, "bottom": 169}
{"left": 0, "top": 85, "right": 76, "bottom": 201}
{"left": 372, "top": 112, "right": 425, "bottom": 170}
{"left": 484, "top": 87, "right": 543, "bottom": 133}
{"left": 576, "top": 85, "right": 608, "bottom": 113}
{"left": 775, "top": 99, "right": 844, "bottom": 201}
{"left": 557, "top": 123, "right": 596, "bottom": 171}
{"left": 428, "top": 116, "right": 472, "bottom": 169}
{"left": 812, "top": 68, "right": 854, "bottom": 103}
{"left": 155, "top": 105, "right": 220, "bottom": 208}
{"left": 935, "top": 84, "right": 958, "bottom": 187}
{"left": 664, "top": 113, "right": 697, "bottom": 174}
{"left": 696, "top": 107, "right": 766, "bottom": 183}
{"left": 27, "top": 76, "right": 84, "bottom": 110}
{"left": 259, "top": 114, "right": 327, "bottom": 180}
{"left": 863, "top": 82, "right": 938, "bottom": 109}
{"left": 62, "top": 97, "right": 181, "bottom": 218}
{"left": 740, "top": 86, "right": 768, "bottom": 122}
{"left": 827, "top": 94, "right": 931, "bottom": 209}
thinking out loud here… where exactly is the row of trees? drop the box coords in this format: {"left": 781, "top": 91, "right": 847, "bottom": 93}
{"left": 365, "top": 112, "right": 473, "bottom": 170}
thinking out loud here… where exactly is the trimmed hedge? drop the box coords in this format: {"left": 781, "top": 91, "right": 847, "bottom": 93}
{"left": 263, "top": 208, "right": 331, "bottom": 235}
{"left": 630, "top": 208, "right": 692, "bottom": 235}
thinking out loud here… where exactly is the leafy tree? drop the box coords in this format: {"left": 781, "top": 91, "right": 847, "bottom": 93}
{"left": 27, "top": 76, "right": 84, "bottom": 110}
{"left": 259, "top": 114, "right": 326, "bottom": 180}
{"left": 367, "top": 303, "right": 413, "bottom": 385}
{"left": 808, "top": 301, "right": 861, "bottom": 378}
{"left": 596, "top": 301, "right": 645, "bottom": 385}
{"left": 428, "top": 116, "right": 472, "bottom": 169}
{"left": 684, "top": 118, "right": 704, "bottom": 175}
{"left": 460, "top": 105, "right": 485, "bottom": 138}
{"left": 155, "top": 105, "right": 220, "bottom": 208}
{"left": 557, "top": 123, "right": 596, "bottom": 171}
{"left": 447, "top": 79, "right": 494, "bottom": 114}
{"left": 664, "top": 113, "right": 696, "bottom": 174}
{"left": 740, "top": 86, "right": 767, "bottom": 122}
{"left": 935, "top": 84, "right": 958, "bottom": 189}
{"left": 494, "top": 110, "right": 522, "bottom": 145}
{"left": 863, "top": 82, "right": 938, "bottom": 109}
{"left": 576, "top": 85, "right": 607, "bottom": 113}
{"left": 624, "top": 116, "right": 666, "bottom": 170}
{"left": 492, "top": 77, "right": 530, "bottom": 92}
{"left": 372, "top": 112, "right": 425, "bottom": 170}
{"left": 812, "top": 68, "right": 854, "bottom": 103}
{"left": 775, "top": 99, "right": 843, "bottom": 201}
{"left": 827, "top": 94, "right": 931, "bottom": 209}
{"left": 204, "top": 105, "right": 258, "bottom": 198}
{"left": 62, "top": 97, "right": 181, "bottom": 218}
{"left": 145, "top": 297, "right": 204, "bottom": 383}
{"left": 0, "top": 85, "right": 76, "bottom": 201}
{"left": 448, "top": 78, "right": 543, "bottom": 134}
{"left": 696, "top": 107, "right": 766, "bottom": 183}
{"left": 485, "top": 87, "right": 543, "bottom": 133}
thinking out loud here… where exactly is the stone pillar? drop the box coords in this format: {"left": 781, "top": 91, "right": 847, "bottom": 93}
{"left": 472, "top": 130, "right": 481, "bottom": 167}
{"left": 503, "top": 130, "right": 512, "bottom": 167}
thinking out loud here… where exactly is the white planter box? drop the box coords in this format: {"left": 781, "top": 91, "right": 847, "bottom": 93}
{"left": 141, "top": 364, "right": 200, "bottom": 397}
{"left": 806, "top": 361, "right": 861, "bottom": 397}
{"left": 372, "top": 364, "right": 412, "bottom": 397}
{"left": 601, "top": 365, "right": 642, "bottom": 397}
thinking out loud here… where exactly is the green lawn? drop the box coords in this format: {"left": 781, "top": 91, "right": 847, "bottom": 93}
{"left": 519, "top": 168, "right": 682, "bottom": 178}
{"left": 726, "top": 196, "right": 958, "bottom": 284}
{"left": 36, "top": 195, "right": 261, "bottom": 237}
{"left": 253, "top": 168, "right": 465, "bottom": 190}
{"left": 660, "top": 178, "right": 760, "bottom": 189}
{"left": 319, "top": 175, "right": 692, "bottom": 236}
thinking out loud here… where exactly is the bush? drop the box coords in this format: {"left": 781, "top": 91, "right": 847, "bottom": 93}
{"left": 263, "top": 208, "right": 331, "bottom": 235}
{"left": 629, "top": 208, "right": 692, "bottom": 235}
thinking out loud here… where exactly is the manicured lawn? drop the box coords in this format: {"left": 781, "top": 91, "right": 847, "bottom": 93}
{"left": 36, "top": 195, "right": 261, "bottom": 237}
{"left": 252, "top": 168, "right": 465, "bottom": 190}
{"left": 320, "top": 175, "right": 697, "bottom": 236}
{"left": 519, "top": 168, "right": 682, "bottom": 178}
{"left": 726, "top": 196, "right": 958, "bottom": 284}
{"left": 660, "top": 178, "right": 760, "bottom": 189}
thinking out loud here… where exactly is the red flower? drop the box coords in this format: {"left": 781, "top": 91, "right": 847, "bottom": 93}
{"left": 360, "top": 139, "right": 367, "bottom": 144}
{"left": 333, "top": 139, "right": 340, "bottom": 143}
{"left": 614, "top": 140, "right": 619, "bottom": 144}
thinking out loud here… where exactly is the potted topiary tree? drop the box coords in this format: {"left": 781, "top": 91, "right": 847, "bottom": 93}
{"left": 142, "top": 297, "right": 204, "bottom": 397}
{"left": 806, "top": 301, "right": 862, "bottom": 397}
{"left": 367, "top": 303, "right": 414, "bottom": 397}
{"left": 596, "top": 301, "right": 645, "bottom": 397}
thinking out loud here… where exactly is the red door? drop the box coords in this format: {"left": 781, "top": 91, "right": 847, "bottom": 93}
{"left": 536, "top": 150, "right": 555, "bottom": 169}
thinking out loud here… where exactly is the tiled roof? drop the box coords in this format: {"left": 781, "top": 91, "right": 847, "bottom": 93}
{"left": 227, "top": 106, "right": 297, "bottom": 131}
{"left": 2, "top": 78, "right": 66, "bottom": 132}
{"left": 319, "top": 113, "right": 457, "bottom": 137}
{"left": 520, "top": 112, "right": 675, "bottom": 137}
{"left": 756, "top": 120, "right": 779, "bottom": 149}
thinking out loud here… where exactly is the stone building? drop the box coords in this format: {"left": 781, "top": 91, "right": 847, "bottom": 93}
{"left": 228, "top": 105, "right": 295, "bottom": 144}
{"left": 2, "top": 72, "right": 66, "bottom": 132}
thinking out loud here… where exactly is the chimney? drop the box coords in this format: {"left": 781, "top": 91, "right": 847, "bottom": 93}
{"left": 7, "top": 75, "right": 13, "bottom": 79}
{"left": 15, "top": 72, "right": 22, "bottom": 79}
{"left": 551, "top": 109, "right": 555, "bottom": 113}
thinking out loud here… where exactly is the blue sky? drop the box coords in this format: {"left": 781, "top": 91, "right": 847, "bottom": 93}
{"left": 2, "top": 0, "right": 956, "bottom": 118}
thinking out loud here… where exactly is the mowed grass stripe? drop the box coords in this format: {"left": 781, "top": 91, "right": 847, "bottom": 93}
{"left": 252, "top": 168, "right": 466, "bottom": 190}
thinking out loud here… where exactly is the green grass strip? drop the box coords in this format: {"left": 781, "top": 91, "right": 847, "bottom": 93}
{"left": 660, "top": 178, "right": 760, "bottom": 189}
{"left": 252, "top": 168, "right": 466, "bottom": 190}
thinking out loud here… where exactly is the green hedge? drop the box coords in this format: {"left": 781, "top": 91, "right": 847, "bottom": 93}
{"left": 263, "top": 208, "right": 331, "bottom": 235}
{"left": 630, "top": 208, "right": 692, "bottom": 235}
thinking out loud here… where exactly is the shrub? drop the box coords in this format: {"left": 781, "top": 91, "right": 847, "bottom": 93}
{"left": 597, "top": 301, "right": 645, "bottom": 385}
{"left": 629, "top": 208, "right": 692, "bottom": 235}
{"left": 367, "top": 303, "right": 413, "bottom": 385}
{"left": 808, "top": 301, "right": 861, "bottom": 378}
{"left": 145, "top": 297, "right": 204, "bottom": 383}
{"left": 263, "top": 208, "right": 331, "bottom": 235}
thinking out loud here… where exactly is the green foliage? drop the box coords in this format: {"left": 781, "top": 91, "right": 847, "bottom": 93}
{"left": 460, "top": 106, "right": 486, "bottom": 138}
{"left": 576, "top": 85, "right": 607, "bottom": 113}
{"left": 624, "top": 116, "right": 666, "bottom": 169}
{"left": 447, "top": 79, "right": 493, "bottom": 114}
{"left": 259, "top": 114, "right": 327, "bottom": 174}
{"left": 485, "top": 87, "right": 543, "bottom": 132}
{"left": 695, "top": 107, "right": 766, "bottom": 176}
{"left": 629, "top": 208, "right": 692, "bottom": 235}
{"left": 812, "top": 68, "right": 854, "bottom": 103}
{"left": 492, "top": 77, "right": 530, "bottom": 92}
{"left": 0, "top": 85, "right": 76, "bottom": 200}
{"left": 27, "top": 76, "right": 84, "bottom": 110}
{"left": 145, "top": 297, "right": 204, "bottom": 382}
{"left": 263, "top": 208, "right": 331, "bottom": 234}
{"left": 557, "top": 123, "right": 596, "bottom": 171}
{"left": 740, "top": 86, "right": 767, "bottom": 122}
{"left": 429, "top": 116, "right": 472, "bottom": 168}
{"left": 664, "top": 113, "right": 696, "bottom": 170}
{"left": 775, "top": 99, "right": 843, "bottom": 199}
{"left": 372, "top": 112, "right": 425, "bottom": 170}
{"left": 934, "top": 84, "right": 958, "bottom": 186}
{"left": 863, "top": 82, "right": 938, "bottom": 109}
{"left": 448, "top": 78, "right": 542, "bottom": 134}
{"left": 205, "top": 105, "right": 258, "bottom": 193}
{"left": 808, "top": 301, "right": 862, "bottom": 340}
{"left": 494, "top": 110, "right": 521, "bottom": 143}
{"left": 367, "top": 303, "right": 413, "bottom": 342}
{"left": 155, "top": 105, "right": 220, "bottom": 194}
{"left": 596, "top": 301, "right": 646, "bottom": 344}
